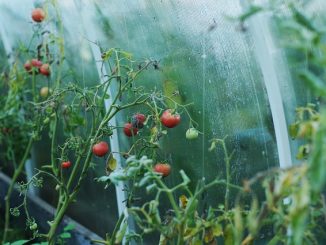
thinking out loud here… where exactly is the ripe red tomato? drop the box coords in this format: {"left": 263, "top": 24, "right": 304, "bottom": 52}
{"left": 123, "top": 123, "right": 138, "bottom": 137}
{"left": 92, "top": 141, "right": 109, "bottom": 157}
{"left": 160, "top": 109, "right": 181, "bottom": 128}
{"left": 132, "top": 113, "right": 146, "bottom": 129}
{"left": 153, "top": 163, "right": 171, "bottom": 177}
{"left": 61, "top": 161, "right": 71, "bottom": 169}
{"left": 24, "top": 61, "right": 32, "bottom": 73}
{"left": 39, "top": 64, "right": 50, "bottom": 76}
{"left": 31, "top": 8, "right": 46, "bottom": 23}
{"left": 31, "top": 59, "right": 42, "bottom": 68}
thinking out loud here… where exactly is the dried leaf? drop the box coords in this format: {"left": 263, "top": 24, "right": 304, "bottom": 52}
{"left": 106, "top": 153, "right": 117, "bottom": 175}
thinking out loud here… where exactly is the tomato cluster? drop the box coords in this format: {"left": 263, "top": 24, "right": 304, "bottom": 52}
{"left": 121, "top": 110, "right": 183, "bottom": 177}
{"left": 23, "top": 9, "right": 50, "bottom": 77}
{"left": 123, "top": 113, "right": 146, "bottom": 137}
{"left": 24, "top": 59, "right": 51, "bottom": 76}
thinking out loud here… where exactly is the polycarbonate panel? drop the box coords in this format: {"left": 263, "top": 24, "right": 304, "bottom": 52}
{"left": 74, "top": 0, "right": 279, "bottom": 242}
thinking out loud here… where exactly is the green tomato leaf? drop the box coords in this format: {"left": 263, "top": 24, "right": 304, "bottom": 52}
{"left": 10, "top": 241, "right": 30, "bottom": 245}
{"left": 64, "top": 223, "right": 75, "bottom": 231}
{"left": 59, "top": 232, "right": 72, "bottom": 239}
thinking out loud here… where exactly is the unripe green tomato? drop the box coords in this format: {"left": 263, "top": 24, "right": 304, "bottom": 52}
{"left": 30, "top": 223, "right": 38, "bottom": 230}
{"left": 40, "top": 86, "right": 49, "bottom": 98}
{"left": 43, "top": 117, "right": 50, "bottom": 124}
{"left": 186, "top": 128, "right": 199, "bottom": 140}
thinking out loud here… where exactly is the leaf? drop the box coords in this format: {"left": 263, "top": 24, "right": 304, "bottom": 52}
{"left": 224, "top": 224, "right": 235, "bottom": 245}
{"left": 115, "top": 221, "right": 128, "bottom": 243}
{"left": 298, "top": 70, "right": 326, "bottom": 97}
{"left": 204, "top": 228, "right": 214, "bottom": 243}
{"left": 106, "top": 153, "right": 117, "bottom": 175}
{"left": 296, "top": 144, "right": 309, "bottom": 160}
{"left": 212, "top": 223, "right": 223, "bottom": 237}
{"left": 163, "top": 80, "right": 182, "bottom": 108}
{"left": 238, "top": 5, "right": 263, "bottom": 22}
{"left": 64, "top": 223, "right": 75, "bottom": 231}
{"left": 308, "top": 111, "right": 326, "bottom": 193}
{"left": 267, "top": 235, "right": 282, "bottom": 245}
{"left": 120, "top": 50, "right": 133, "bottom": 59}
{"left": 292, "top": 7, "right": 317, "bottom": 32}
{"left": 289, "top": 123, "right": 299, "bottom": 139}
{"left": 96, "top": 175, "right": 111, "bottom": 182}
{"left": 180, "top": 170, "right": 190, "bottom": 184}
{"left": 208, "top": 141, "right": 217, "bottom": 152}
{"left": 10, "top": 241, "right": 29, "bottom": 245}
{"left": 59, "top": 232, "right": 72, "bottom": 239}
{"left": 179, "top": 195, "right": 188, "bottom": 208}
{"left": 102, "top": 48, "right": 115, "bottom": 61}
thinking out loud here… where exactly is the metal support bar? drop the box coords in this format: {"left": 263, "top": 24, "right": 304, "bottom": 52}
{"left": 71, "top": 0, "right": 130, "bottom": 233}
{"left": 241, "top": 1, "right": 293, "bottom": 169}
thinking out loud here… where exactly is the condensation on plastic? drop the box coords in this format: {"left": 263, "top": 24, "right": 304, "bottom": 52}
{"left": 1, "top": 0, "right": 319, "bottom": 241}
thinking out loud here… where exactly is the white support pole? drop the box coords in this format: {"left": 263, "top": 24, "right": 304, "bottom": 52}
{"left": 71, "top": 0, "right": 129, "bottom": 225}
{"left": 241, "top": 0, "right": 293, "bottom": 170}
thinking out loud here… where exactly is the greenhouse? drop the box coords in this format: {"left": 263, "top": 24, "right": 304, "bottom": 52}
{"left": 1, "top": 0, "right": 326, "bottom": 244}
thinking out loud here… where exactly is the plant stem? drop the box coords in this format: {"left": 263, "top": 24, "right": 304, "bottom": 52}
{"left": 47, "top": 198, "right": 70, "bottom": 245}
{"left": 2, "top": 137, "right": 33, "bottom": 243}
{"left": 218, "top": 139, "right": 233, "bottom": 212}
{"left": 51, "top": 115, "right": 59, "bottom": 176}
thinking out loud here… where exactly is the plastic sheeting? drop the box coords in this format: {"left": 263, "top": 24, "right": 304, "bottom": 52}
{"left": 1, "top": 0, "right": 321, "bottom": 240}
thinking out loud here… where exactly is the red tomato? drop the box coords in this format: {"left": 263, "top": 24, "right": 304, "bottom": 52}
{"left": 153, "top": 163, "right": 171, "bottom": 177}
{"left": 92, "top": 141, "right": 109, "bottom": 157}
{"left": 132, "top": 113, "right": 146, "bottom": 129}
{"left": 61, "top": 161, "right": 71, "bottom": 169}
{"left": 31, "top": 8, "right": 46, "bottom": 23}
{"left": 123, "top": 123, "right": 138, "bottom": 137}
{"left": 24, "top": 61, "right": 32, "bottom": 73}
{"left": 160, "top": 109, "right": 181, "bottom": 128}
{"left": 39, "top": 64, "right": 50, "bottom": 76}
{"left": 31, "top": 59, "right": 42, "bottom": 68}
